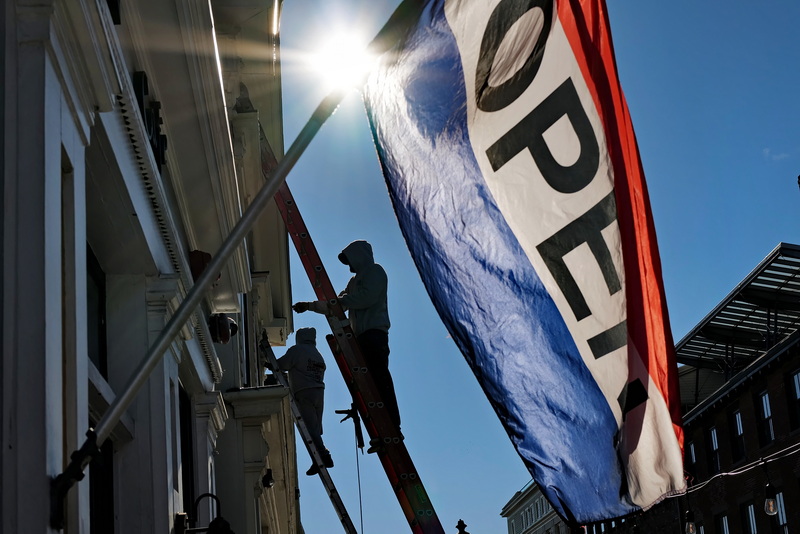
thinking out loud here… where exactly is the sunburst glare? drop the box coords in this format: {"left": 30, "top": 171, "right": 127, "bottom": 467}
{"left": 308, "top": 32, "right": 377, "bottom": 92}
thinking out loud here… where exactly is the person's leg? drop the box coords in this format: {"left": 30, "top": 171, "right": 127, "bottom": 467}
{"left": 358, "top": 329, "right": 401, "bottom": 429}
{"left": 311, "top": 388, "right": 333, "bottom": 467}
{"left": 296, "top": 390, "right": 325, "bottom": 452}
{"left": 296, "top": 389, "right": 332, "bottom": 474}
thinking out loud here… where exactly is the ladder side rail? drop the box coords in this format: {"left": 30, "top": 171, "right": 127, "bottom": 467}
{"left": 259, "top": 334, "right": 359, "bottom": 534}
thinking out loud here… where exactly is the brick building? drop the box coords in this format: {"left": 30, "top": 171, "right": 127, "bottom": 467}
{"left": 505, "top": 243, "right": 800, "bottom": 534}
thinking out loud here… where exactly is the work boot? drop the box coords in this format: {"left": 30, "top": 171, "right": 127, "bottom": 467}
{"left": 306, "top": 464, "right": 319, "bottom": 476}
{"left": 322, "top": 450, "right": 334, "bottom": 468}
{"left": 367, "top": 438, "right": 383, "bottom": 454}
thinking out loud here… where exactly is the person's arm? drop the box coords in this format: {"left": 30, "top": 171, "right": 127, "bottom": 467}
{"left": 276, "top": 349, "right": 295, "bottom": 371}
{"left": 292, "top": 301, "right": 330, "bottom": 314}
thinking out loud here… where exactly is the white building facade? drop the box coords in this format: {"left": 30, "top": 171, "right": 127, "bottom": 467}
{"left": 502, "top": 481, "right": 566, "bottom": 534}
{"left": 2, "top": 1, "right": 299, "bottom": 533}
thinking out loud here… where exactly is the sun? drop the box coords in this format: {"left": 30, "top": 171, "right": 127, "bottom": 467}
{"left": 308, "top": 32, "right": 378, "bottom": 93}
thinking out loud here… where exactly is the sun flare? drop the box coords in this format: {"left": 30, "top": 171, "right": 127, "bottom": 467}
{"left": 308, "top": 32, "right": 377, "bottom": 92}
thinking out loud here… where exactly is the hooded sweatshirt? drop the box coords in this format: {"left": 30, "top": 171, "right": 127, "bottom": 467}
{"left": 337, "top": 240, "right": 390, "bottom": 336}
{"left": 277, "top": 327, "right": 326, "bottom": 393}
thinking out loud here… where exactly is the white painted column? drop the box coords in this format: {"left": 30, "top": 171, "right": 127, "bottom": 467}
{"left": 2, "top": 3, "right": 66, "bottom": 532}
{"left": 193, "top": 392, "right": 228, "bottom": 526}
{"left": 61, "top": 136, "right": 90, "bottom": 534}
{"left": 106, "top": 274, "right": 155, "bottom": 534}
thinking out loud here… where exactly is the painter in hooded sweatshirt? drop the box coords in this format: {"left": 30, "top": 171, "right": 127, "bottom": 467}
{"left": 276, "top": 327, "right": 333, "bottom": 475}
{"left": 293, "top": 240, "right": 401, "bottom": 454}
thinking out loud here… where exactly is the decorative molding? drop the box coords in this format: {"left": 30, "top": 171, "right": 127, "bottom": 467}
{"left": 99, "top": 10, "right": 224, "bottom": 383}
{"left": 174, "top": 0, "right": 251, "bottom": 299}
{"left": 223, "top": 387, "right": 287, "bottom": 421}
{"left": 146, "top": 275, "right": 191, "bottom": 341}
{"left": 123, "top": 0, "right": 250, "bottom": 312}
{"left": 59, "top": 0, "right": 121, "bottom": 111}
{"left": 194, "top": 391, "right": 228, "bottom": 444}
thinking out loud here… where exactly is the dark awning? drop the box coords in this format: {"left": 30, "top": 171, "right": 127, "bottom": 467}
{"left": 675, "top": 242, "right": 800, "bottom": 372}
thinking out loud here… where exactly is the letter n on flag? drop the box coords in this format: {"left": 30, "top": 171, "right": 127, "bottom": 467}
{"left": 363, "top": 0, "right": 685, "bottom": 524}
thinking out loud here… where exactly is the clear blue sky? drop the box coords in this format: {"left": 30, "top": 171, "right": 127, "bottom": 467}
{"left": 277, "top": 1, "right": 800, "bottom": 533}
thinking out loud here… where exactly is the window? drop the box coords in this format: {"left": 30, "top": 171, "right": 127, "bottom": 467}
{"left": 179, "top": 386, "right": 196, "bottom": 516}
{"left": 740, "top": 503, "right": 757, "bottom": 534}
{"left": 776, "top": 492, "right": 788, "bottom": 534}
{"left": 787, "top": 371, "right": 800, "bottom": 429}
{"left": 708, "top": 427, "right": 721, "bottom": 475}
{"left": 511, "top": 519, "right": 516, "bottom": 534}
{"left": 730, "top": 409, "right": 745, "bottom": 462}
{"left": 86, "top": 245, "right": 108, "bottom": 378}
{"left": 686, "top": 441, "right": 697, "bottom": 473}
{"left": 715, "top": 514, "right": 729, "bottom": 534}
{"left": 757, "top": 391, "right": 775, "bottom": 445}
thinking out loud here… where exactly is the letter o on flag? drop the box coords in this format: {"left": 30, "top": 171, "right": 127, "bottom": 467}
{"left": 475, "top": 0, "right": 554, "bottom": 112}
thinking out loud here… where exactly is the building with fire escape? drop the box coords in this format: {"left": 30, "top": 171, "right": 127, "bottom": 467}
{"left": 502, "top": 243, "right": 800, "bottom": 534}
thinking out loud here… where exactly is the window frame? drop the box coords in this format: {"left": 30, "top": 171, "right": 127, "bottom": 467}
{"left": 708, "top": 426, "right": 721, "bottom": 475}
{"left": 740, "top": 502, "right": 757, "bottom": 534}
{"left": 715, "top": 513, "right": 730, "bottom": 534}
{"left": 730, "top": 409, "right": 746, "bottom": 462}
{"left": 787, "top": 370, "right": 800, "bottom": 430}
{"left": 756, "top": 390, "right": 776, "bottom": 446}
{"left": 776, "top": 491, "right": 788, "bottom": 534}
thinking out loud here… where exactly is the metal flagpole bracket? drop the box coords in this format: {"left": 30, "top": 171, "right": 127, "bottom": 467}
{"left": 50, "top": 429, "right": 100, "bottom": 529}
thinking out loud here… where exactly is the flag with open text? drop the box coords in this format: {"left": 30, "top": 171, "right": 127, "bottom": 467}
{"left": 364, "top": 0, "right": 685, "bottom": 524}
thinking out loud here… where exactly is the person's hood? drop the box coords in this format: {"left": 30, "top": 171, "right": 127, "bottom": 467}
{"left": 339, "top": 240, "right": 374, "bottom": 274}
{"left": 295, "top": 327, "right": 316, "bottom": 345}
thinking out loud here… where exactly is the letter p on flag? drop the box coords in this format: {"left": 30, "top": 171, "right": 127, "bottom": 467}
{"left": 363, "top": 0, "right": 685, "bottom": 525}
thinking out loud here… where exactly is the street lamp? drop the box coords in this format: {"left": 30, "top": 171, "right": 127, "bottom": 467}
{"left": 764, "top": 483, "right": 778, "bottom": 517}
{"left": 175, "top": 493, "right": 235, "bottom": 534}
{"left": 684, "top": 510, "right": 697, "bottom": 534}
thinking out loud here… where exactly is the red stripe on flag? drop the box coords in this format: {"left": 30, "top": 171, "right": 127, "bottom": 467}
{"left": 557, "top": 0, "right": 684, "bottom": 450}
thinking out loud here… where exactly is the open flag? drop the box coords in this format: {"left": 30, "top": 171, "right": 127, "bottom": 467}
{"left": 364, "top": 0, "right": 685, "bottom": 524}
